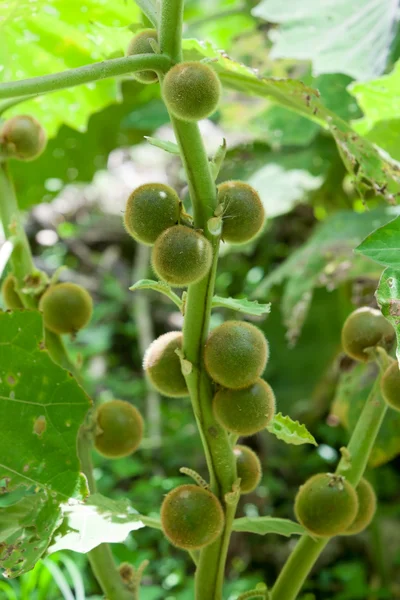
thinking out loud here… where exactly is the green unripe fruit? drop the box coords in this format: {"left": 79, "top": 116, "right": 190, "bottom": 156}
{"left": 161, "top": 484, "right": 224, "bottom": 550}
{"left": 381, "top": 361, "right": 400, "bottom": 411}
{"left": 295, "top": 473, "right": 359, "bottom": 537}
{"left": 163, "top": 62, "right": 221, "bottom": 122}
{"left": 126, "top": 29, "right": 158, "bottom": 84}
{"left": 204, "top": 320, "right": 268, "bottom": 389}
{"left": 0, "top": 115, "right": 46, "bottom": 161}
{"left": 124, "top": 183, "right": 181, "bottom": 245}
{"left": 1, "top": 274, "right": 23, "bottom": 310}
{"left": 94, "top": 400, "right": 143, "bottom": 458}
{"left": 213, "top": 378, "right": 275, "bottom": 436}
{"left": 343, "top": 478, "right": 377, "bottom": 535}
{"left": 39, "top": 282, "right": 93, "bottom": 335}
{"left": 143, "top": 331, "right": 188, "bottom": 397}
{"left": 217, "top": 181, "right": 265, "bottom": 244}
{"left": 234, "top": 445, "right": 262, "bottom": 494}
{"left": 341, "top": 307, "right": 394, "bottom": 362}
{"left": 152, "top": 225, "right": 212, "bottom": 287}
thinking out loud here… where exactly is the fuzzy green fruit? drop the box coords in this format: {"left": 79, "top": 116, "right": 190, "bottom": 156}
{"left": 217, "top": 181, "right": 265, "bottom": 244}
{"left": 152, "top": 225, "right": 212, "bottom": 287}
{"left": 124, "top": 183, "right": 181, "bottom": 245}
{"left": 343, "top": 478, "right": 377, "bottom": 535}
{"left": 213, "top": 378, "right": 275, "bottom": 436}
{"left": 126, "top": 29, "right": 158, "bottom": 84}
{"left": 381, "top": 360, "right": 400, "bottom": 412}
{"left": 163, "top": 62, "right": 221, "bottom": 122}
{"left": 161, "top": 484, "right": 224, "bottom": 550}
{"left": 234, "top": 445, "right": 262, "bottom": 494}
{"left": 295, "top": 473, "right": 359, "bottom": 537}
{"left": 0, "top": 115, "right": 46, "bottom": 161}
{"left": 341, "top": 307, "right": 394, "bottom": 362}
{"left": 39, "top": 282, "right": 93, "bottom": 335}
{"left": 204, "top": 320, "right": 268, "bottom": 389}
{"left": 143, "top": 331, "right": 188, "bottom": 397}
{"left": 94, "top": 400, "right": 143, "bottom": 458}
{"left": 1, "top": 274, "right": 23, "bottom": 310}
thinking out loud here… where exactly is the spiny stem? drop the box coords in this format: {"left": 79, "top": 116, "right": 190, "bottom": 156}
{"left": 0, "top": 54, "right": 170, "bottom": 100}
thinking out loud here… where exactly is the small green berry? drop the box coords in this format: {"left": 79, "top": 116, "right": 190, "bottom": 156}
{"left": 0, "top": 115, "right": 46, "bottom": 161}
{"left": 234, "top": 445, "right": 262, "bottom": 494}
{"left": 217, "top": 181, "right": 265, "bottom": 244}
{"left": 143, "top": 331, "right": 188, "bottom": 397}
{"left": 380, "top": 360, "right": 400, "bottom": 411}
{"left": 213, "top": 378, "right": 276, "bottom": 436}
{"left": 1, "top": 274, "right": 23, "bottom": 310}
{"left": 126, "top": 29, "right": 158, "bottom": 84}
{"left": 94, "top": 400, "right": 143, "bottom": 458}
{"left": 39, "top": 282, "right": 93, "bottom": 335}
{"left": 163, "top": 62, "right": 221, "bottom": 122}
{"left": 341, "top": 307, "right": 394, "bottom": 362}
{"left": 343, "top": 478, "right": 377, "bottom": 535}
{"left": 124, "top": 183, "right": 181, "bottom": 245}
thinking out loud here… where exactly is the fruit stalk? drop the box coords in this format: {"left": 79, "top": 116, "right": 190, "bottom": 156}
{"left": 270, "top": 363, "right": 389, "bottom": 600}
{"left": 159, "top": 2, "right": 238, "bottom": 598}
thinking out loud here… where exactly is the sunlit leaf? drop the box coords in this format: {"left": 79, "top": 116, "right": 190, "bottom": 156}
{"left": 375, "top": 267, "right": 400, "bottom": 364}
{"left": 130, "top": 279, "right": 183, "bottom": 310}
{"left": 232, "top": 516, "right": 306, "bottom": 537}
{"left": 212, "top": 296, "right": 270, "bottom": 317}
{"left": 266, "top": 412, "right": 318, "bottom": 446}
{"left": 356, "top": 215, "right": 400, "bottom": 269}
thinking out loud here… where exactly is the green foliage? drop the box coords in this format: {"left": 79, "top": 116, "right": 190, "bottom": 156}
{"left": 266, "top": 413, "right": 318, "bottom": 446}
{"left": 232, "top": 517, "right": 307, "bottom": 537}
{"left": 376, "top": 267, "right": 400, "bottom": 364}
{"left": 0, "top": 311, "right": 90, "bottom": 576}
{"left": 356, "top": 216, "right": 400, "bottom": 269}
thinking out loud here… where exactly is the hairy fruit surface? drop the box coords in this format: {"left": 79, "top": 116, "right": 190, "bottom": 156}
{"left": 161, "top": 484, "right": 224, "bottom": 550}
{"left": 39, "top": 282, "right": 93, "bottom": 335}
{"left": 0, "top": 115, "right": 46, "bottom": 161}
{"left": 163, "top": 62, "right": 221, "bottom": 122}
{"left": 143, "top": 331, "right": 188, "bottom": 397}
{"left": 1, "top": 274, "right": 23, "bottom": 310}
{"left": 341, "top": 307, "right": 394, "bottom": 362}
{"left": 126, "top": 29, "right": 158, "bottom": 84}
{"left": 234, "top": 445, "right": 262, "bottom": 494}
{"left": 152, "top": 225, "right": 212, "bottom": 287}
{"left": 381, "top": 360, "right": 400, "bottom": 411}
{"left": 204, "top": 320, "right": 268, "bottom": 389}
{"left": 94, "top": 400, "right": 143, "bottom": 458}
{"left": 217, "top": 181, "right": 265, "bottom": 244}
{"left": 343, "top": 478, "right": 377, "bottom": 535}
{"left": 213, "top": 378, "right": 275, "bottom": 436}
{"left": 295, "top": 473, "right": 359, "bottom": 537}
{"left": 124, "top": 183, "right": 181, "bottom": 245}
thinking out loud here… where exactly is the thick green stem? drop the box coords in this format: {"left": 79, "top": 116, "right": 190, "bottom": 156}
{"left": 0, "top": 54, "right": 170, "bottom": 100}
{"left": 270, "top": 366, "right": 389, "bottom": 600}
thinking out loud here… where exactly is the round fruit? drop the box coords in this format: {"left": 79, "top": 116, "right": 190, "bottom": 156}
{"left": 124, "top": 183, "right": 180, "bottom": 245}
{"left": 0, "top": 115, "right": 46, "bottom": 161}
{"left": 217, "top": 181, "right": 265, "bottom": 244}
{"left": 126, "top": 29, "right": 158, "bottom": 84}
{"left": 163, "top": 62, "right": 221, "bottom": 122}
{"left": 94, "top": 400, "right": 143, "bottom": 458}
{"left": 341, "top": 307, "right": 394, "bottom": 362}
{"left": 161, "top": 484, "right": 224, "bottom": 550}
{"left": 295, "top": 473, "right": 359, "bottom": 537}
{"left": 204, "top": 320, "right": 268, "bottom": 389}
{"left": 1, "top": 274, "right": 23, "bottom": 310}
{"left": 213, "top": 378, "right": 275, "bottom": 436}
{"left": 381, "top": 361, "right": 400, "bottom": 411}
{"left": 39, "top": 282, "right": 93, "bottom": 335}
{"left": 152, "top": 225, "right": 212, "bottom": 287}
{"left": 143, "top": 331, "right": 188, "bottom": 397}
{"left": 234, "top": 445, "right": 262, "bottom": 494}
{"left": 343, "top": 478, "right": 377, "bottom": 535}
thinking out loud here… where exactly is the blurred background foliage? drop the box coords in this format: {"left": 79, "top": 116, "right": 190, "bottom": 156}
{"left": 1, "top": 0, "right": 400, "bottom": 598}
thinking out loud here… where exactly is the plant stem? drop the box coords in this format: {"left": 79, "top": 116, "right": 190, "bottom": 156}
{"left": 158, "top": 2, "right": 238, "bottom": 598}
{"left": 270, "top": 368, "right": 389, "bottom": 600}
{"left": 0, "top": 54, "right": 170, "bottom": 100}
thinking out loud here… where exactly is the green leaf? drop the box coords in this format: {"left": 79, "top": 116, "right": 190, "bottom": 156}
{"left": 356, "top": 216, "right": 400, "bottom": 269}
{"left": 375, "top": 267, "right": 400, "bottom": 364}
{"left": 144, "top": 136, "right": 180, "bottom": 155}
{"left": 266, "top": 412, "right": 317, "bottom": 446}
{"left": 212, "top": 295, "right": 270, "bottom": 317}
{"left": 49, "top": 493, "right": 145, "bottom": 553}
{"left": 130, "top": 279, "right": 183, "bottom": 310}
{"left": 184, "top": 39, "right": 400, "bottom": 203}
{"left": 252, "top": 0, "right": 397, "bottom": 81}
{"left": 134, "top": 0, "right": 158, "bottom": 26}
{"left": 232, "top": 516, "right": 306, "bottom": 537}
{"left": 0, "top": 310, "right": 90, "bottom": 577}
{"left": 210, "top": 138, "right": 227, "bottom": 180}
{"left": 331, "top": 361, "right": 400, "bottom": 467}
{"left": 0, "top": 0, "right": 141, "bottom": 135}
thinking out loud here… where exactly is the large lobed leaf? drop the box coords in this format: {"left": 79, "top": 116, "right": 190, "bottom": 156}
{"left": 0, "top": 310, "right": 90, "bottom": 576}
